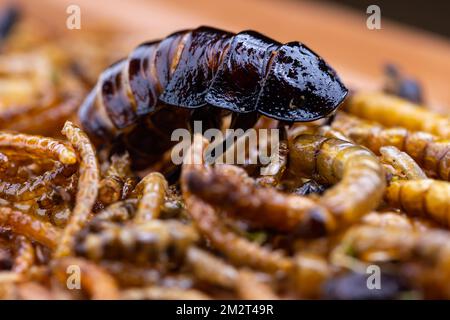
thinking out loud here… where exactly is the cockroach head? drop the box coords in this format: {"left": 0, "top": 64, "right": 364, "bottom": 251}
{"left": 257, "top": 42, "right": 348, "bottom": 122}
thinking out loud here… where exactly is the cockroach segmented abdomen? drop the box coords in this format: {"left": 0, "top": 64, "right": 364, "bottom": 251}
{"left": 78, "top": 26, "right": 347, "bottom": 167}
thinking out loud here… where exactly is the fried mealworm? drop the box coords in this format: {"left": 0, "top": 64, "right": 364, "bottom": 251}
{"left": 12, "top": 235, "right": 35, "bottom": 274}
{"left": 330, "top": 224, "right": 450, "bottom": 298}
{"left": 315, "top": 125, "right": 352, "bottom": 142}
{"left": 289, "top": 134, "right": 386, "bottom": 229}
{"left": 121, "top": 286, "right": 210, "bottom": 300}
{"left": 184, "top": 181, "right": 292, "bottom": 273}
{"left": 0, "top": 132, "right": 77, "bottom": 165}
{"left": 385, "top": 179, "right": 450, "bottom": 227}
{"left": 330, "top": 225, "right": 418, "bottom": 272}
{"left": 0, "top": 207, "right": 60, "bottom": 249}
{"left": 181, "top": 135, "right": 294, "bottom": 274}
{"left": 0, "top": 162, "right": 76, "bottom": 201}
{"left": 380, "top": 146, "right": 427, "bottom": 180}
{"left": 132, "top": 172, "right": 168, "bottom": 222}
{"left": 331, "top": 112, "right": 450, "bottom": 181}
{"left": 98, "top": 152, "right": 134, "bottom": 205}
{"left": 185, "top": 164, "right": 335, "bottom": 235}
{"left": 51, "top": 257, "right": 119, "bottom": 299}
{"left": 343, "top": 92, "right": 450, "bottom": 139}
{"left": 55, "top": 121, "right": 99, "bottom": 257}
{"left": 361, "top": 211, "right": 437, "bottom": 232}
{"left": 75, "top": 220, "right": 199, "bottom": 264}
{"left": 186, "top": 246, "right": 239, "bottom": 289}
{"left": 93, "top": 198, "right": 137, "bottom": 222}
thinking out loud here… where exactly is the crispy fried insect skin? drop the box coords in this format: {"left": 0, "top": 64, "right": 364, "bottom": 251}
{"left": 343, "top": 92, "right": 450, "bottom": 139}
{"left": 361, "top": 211, "right": 437, "bottom": 232}
{"left": 331, "top": 113, "right": 450, "bottom": 181}
{"left": 385, "top": 179, "right": 450, "bottom": 227}
{"left": 289, "top": 134, "right": 386, "bottom": 229}
{"left": 55, "top": 121, "right": 99, "bottom": 258}
{"left": 79, "top": 26, "right": 347, "bottom": 168}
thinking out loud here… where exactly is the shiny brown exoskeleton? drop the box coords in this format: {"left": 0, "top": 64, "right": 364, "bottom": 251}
{"left": 78, "top": 26, "right": 348, "bottom": 168}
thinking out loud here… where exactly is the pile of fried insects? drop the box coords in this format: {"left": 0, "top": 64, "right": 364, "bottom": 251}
{"left": 0, "top": 6, "right": 449, "bottom": 300}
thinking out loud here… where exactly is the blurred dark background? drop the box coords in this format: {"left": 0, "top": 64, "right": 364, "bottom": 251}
{"left": 321, "top": 0, "right": 450, "bottom": 38}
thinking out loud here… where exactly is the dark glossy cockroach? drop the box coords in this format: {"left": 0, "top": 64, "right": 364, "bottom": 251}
{"left": 78, "top": 26, "right": 348, "bottom": 167}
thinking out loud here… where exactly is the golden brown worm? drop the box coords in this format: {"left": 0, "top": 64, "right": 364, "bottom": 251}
{"left": 0, "top": 162, "right": 76, "bottom": 202}
{"left": 289, "top": 134, "right": 386, "bottom": 230}
{"left": 132, "top": 172, "right": 168, "bottom": 222}
{"left": 380, "top": 146, "right": 427, "bottom": 180}
{"left": 98, "top": 152, "right": 135, "bottom": 206}
{"left": 185, "top": 164, "right": 334, "bottom": 235}
{"left": 385, "top": 179, "right": 450, "bottom": 227}
{"left": 181, "top": 135, "right": 294, "bottom": 274}
{"left": 331, "top": 112, "right": 450, "bottom": 181}
{"left": 343, "top": 92, "right": 450, "bottom": 139}
{"left": 55, "top": 121, "right": 99, "bottom": 258}
{"left": 0, "top": 206, "right": 60, "bottom": 249}
{"left": 0, "top": 132, "right": 77, "bottom": 165}
{"left": 93, "top": 198, "right": 137, "bottom": 222}
{"left": 75, "top": 220, "right": 199, "bottom": 265}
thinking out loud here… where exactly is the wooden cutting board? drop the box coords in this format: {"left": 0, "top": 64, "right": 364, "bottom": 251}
{"left": 10, "top": 0, "right": 450, "bottom": 112}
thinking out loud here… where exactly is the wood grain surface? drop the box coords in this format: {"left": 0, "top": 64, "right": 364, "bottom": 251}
{"left": 9, "top": 0, "right": 450, "bottom": 112}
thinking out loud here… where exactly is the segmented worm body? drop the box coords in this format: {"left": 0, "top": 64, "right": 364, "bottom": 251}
{"left": 0, "top": 162, "right": 76, "bottom": 202}
{"left": 289, "top": 135, "right": 386, "bottom": 229}
{"left": 0, "top": 206, "right": 60, "bottom": 249}
{"left": 55, "top": 121, "right": 99, "bottom": 258}
{"left": 75, "top": 220, "right": 199, "bottom": 265}
{"left": 0, "top": 132, "right": 77, "bottom": 165}
{"left": 181, "top": 135, "right": 294, "bottom": 274}
{"left": 331, "top": 113, "right": 450, "bottom": 181}
{"left": 79, "top": 26, "right": 347, "bottom": 167}
{"left": 343, "top": 92, "right": 450, "bottom": 139}
{"left": 385, "top": 179, "right": 450, "bottom": 227}
{"left": 98, "top": 153, "right": 135, "bottom": 206}
{"left": 132, "top": 172, "right": 168, "bottom": 222}
{"left": 185, "top": 164, "right": 334, "bottom": 236}
{"left": 380, "top": 146, "right": 427, "bottom": 180}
